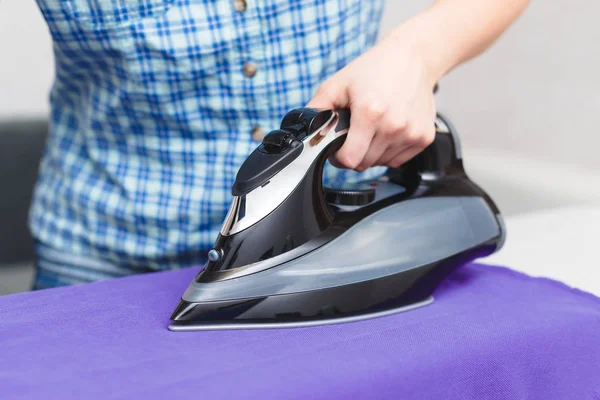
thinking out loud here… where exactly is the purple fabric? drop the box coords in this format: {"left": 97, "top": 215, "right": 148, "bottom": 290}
{"left": 1, "top": 263, "right": 599, "bottom": 400}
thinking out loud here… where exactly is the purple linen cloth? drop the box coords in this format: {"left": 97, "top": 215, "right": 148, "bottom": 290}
{"left": 1, "top": 263, "right": 599, "bottom": 400}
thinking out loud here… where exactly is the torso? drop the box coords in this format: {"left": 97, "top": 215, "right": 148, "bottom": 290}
{"left": 31, "top": 0, "right": 385, "bottom": 269}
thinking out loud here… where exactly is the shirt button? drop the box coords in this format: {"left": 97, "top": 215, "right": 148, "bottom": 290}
{"left": 233, "top": 0, "right": 247, "bottom": 12}
{"left": 251, "top": 126, "right": 265, "bottom": 142}
{"left": 243, "top": 62, "right": 258, "bottom": 78}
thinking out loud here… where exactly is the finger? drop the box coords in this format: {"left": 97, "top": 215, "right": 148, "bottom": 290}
{"left": 369, "top": 118, "right": 411, "bottom": 167}
{"left": 357, "top": 109, "right": 410, "bottom": 167}
{"left": 335, "top": 103, "right": 382, "bottom": 169}
{"left": 381, "top": 118, "right": 436, "bottom": 166}
{"left": 375, "top": 141, "right": 412, "bottom": 166}
{"left": 355, "top": 132, "right": 393, "bottom": 171}
{"left": 388, "top": 145, "right": 424, "bottom": 168}
{"left": 306, "top": 78, "right": 349, "bottom": 110}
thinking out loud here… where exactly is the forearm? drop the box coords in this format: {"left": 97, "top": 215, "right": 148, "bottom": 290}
{"left": 389, "top": 0, "right": 530, "bottom": 85}
{"left": 308, "top": 0, "right": 530, "bottom": 170}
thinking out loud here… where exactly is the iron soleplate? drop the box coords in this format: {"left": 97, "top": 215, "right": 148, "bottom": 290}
{"left": 168, "top": 296, "right": 433, "bottom": 332}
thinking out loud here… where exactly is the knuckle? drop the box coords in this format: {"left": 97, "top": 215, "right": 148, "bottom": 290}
{"left": 382, "top": 117, "right": 407, "bottom": 138}
{"left": 404, "top": 126, "right": 433, "bottom": 148}
{"left": 315, "top": 81, "right": 336, "bottom": 98}
{"left": 382, "top": 127, "right": 398, "bottom": 140}
{"left": 403, "top": 126, "right": 420, "bottom": 145}
{"left": 387, "top": 117, "right": 408, "bottom": 133}
{"left": 421, "top": 127, "right": 436, "bottom": 147}
{"left": 361, "top": 102, "right": 387, "bottom": 121}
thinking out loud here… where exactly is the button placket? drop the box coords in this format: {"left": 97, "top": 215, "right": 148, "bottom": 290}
{"left": 232, "top": 0, "right": 268, "bottom": 145}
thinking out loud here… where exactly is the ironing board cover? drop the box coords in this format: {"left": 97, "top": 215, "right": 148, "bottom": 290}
{"left": 1, "top": 263, "right": 599, "bottom": 399}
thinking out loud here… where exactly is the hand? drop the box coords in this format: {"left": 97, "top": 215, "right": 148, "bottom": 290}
{"left": 307, "top": 23, "right": 440, "bottom": 171}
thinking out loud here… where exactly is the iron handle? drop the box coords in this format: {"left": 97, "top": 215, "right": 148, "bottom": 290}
{"left": 327, "top": 109, "right": 463, "bottom": 187}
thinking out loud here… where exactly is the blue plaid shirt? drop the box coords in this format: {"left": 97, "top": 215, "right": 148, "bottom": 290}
{"left": 30, "top": 0, "right": 385, "bottom": 285}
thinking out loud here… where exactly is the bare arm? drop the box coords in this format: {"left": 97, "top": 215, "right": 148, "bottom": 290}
{"left": 308, "top": 0, "right": 530, "bottom": 170}
{"left": 404, "top": 0, "right": 531, "bottom": 84}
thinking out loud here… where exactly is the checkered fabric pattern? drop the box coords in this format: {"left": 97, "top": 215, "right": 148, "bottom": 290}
{"left": 30, "top": 0, "right": 386, "bottom": 286}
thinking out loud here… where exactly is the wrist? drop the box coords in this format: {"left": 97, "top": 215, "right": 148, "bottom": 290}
{"left": 386, "top": 9, "right": 458, "bottom": 87}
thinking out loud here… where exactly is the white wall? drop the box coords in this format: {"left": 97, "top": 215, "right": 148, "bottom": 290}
{"left": 1, "top": 0, "right": 599, "bottom": 170}
{"left": 0, "top": 0, "right": 54, "bottom": 118}
{"left": 381, "top": 0, "right": 600, "bottom": 170}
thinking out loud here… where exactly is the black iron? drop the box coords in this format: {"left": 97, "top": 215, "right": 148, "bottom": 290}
{"left": 169, "top": 108, "right": 505, "bottom": 331}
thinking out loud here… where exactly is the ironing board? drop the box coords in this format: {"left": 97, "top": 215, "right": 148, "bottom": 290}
{"left": 486, "top": 206, "right": 600, "bottom": 296}
{"left": 1, "top": 263, "right": 599, "bottom": 399}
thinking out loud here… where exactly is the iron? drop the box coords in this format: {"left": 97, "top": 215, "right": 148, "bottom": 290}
{"left": 169, "top": 108, "right": 505, "bottom": 331}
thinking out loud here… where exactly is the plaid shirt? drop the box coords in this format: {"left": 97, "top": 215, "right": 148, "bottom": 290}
{"left": 30, "top": 0, "right": 385, "bottom": 283}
